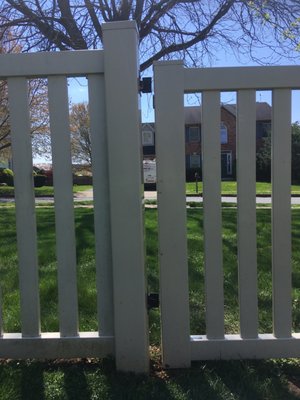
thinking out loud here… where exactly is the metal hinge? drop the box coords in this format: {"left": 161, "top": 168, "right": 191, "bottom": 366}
{"left": 139, "top": 77, "right": 152, "bottom": 93}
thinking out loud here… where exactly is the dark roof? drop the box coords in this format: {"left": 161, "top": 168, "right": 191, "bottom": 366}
{"left": 223, "top": 102, "right": 272, "bottom": 121}
{"left": 184, "top": 106, "right": 201, "bottom": 124}
{"left": 184, "top": 102, "right": 272, "bottom": 124}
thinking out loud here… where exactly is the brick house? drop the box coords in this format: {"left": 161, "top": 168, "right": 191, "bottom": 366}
{"left": 142, "top": 102, "right": 271, "bottom": 180}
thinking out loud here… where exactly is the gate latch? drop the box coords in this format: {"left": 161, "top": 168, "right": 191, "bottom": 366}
{"left": 147, "top": 293, "right": 159, "bottom": 310}
{"left": 139, "top": 77, "right": 152, "bottom": 93}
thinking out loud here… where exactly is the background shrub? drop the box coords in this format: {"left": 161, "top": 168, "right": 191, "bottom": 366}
{"left": 0, "top": 168, "right": 14, "bottom": 186}
{"left": 34, "top": 174, "right": 46, "bottom": 187}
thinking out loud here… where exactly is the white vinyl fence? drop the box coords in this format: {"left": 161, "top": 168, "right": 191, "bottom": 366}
{"left": 1, "top": 18, "right": 300, "bottom": 374}
{"left": 0, "top": 21, "right": 149, "bottom": 374}
{"left": 154, "top": 61, "right": 300, "bottom": 368}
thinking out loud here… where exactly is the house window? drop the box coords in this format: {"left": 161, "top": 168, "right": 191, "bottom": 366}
{"left": 220, "top": 122, "right": 228, "bottom": 144}
{"left": 188, "top": 126, "right": 200, "bottom": 142}
{"left": 190, "top": 154, "right": 201, "bottom": 168}
{"left": 142, "top": 130, "right": 154, "bottom": 146}
{"left": 221, "top": 151, "right": 232, "bottom": 177}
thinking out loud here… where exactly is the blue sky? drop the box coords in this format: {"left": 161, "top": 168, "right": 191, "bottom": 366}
{"left": 33, "top": 48, "right": 300, "bottom": 164}
{"left": 68, "top": 78, "right": 300, "bottom": 124}
{"left": 67, "top": 44, "right": 300, "bottom": 124}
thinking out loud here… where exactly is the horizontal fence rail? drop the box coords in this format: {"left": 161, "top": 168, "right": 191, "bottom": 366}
{"left": 184, "top": 65, "right": 300, "bottom": 92}
{"left": 154, "top": 60, "right": 300, "bottom": 367}
{"left": 0, "top": 50, "right": 104, "bottom": 78}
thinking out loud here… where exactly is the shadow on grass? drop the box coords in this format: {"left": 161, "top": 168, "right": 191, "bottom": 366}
{"left": 1, "top": 358, "right": 300, "bottom": 400}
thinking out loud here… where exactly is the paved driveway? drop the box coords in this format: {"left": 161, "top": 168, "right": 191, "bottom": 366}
{"left": 144, "top": 191, "right": 300, "bottom": 204}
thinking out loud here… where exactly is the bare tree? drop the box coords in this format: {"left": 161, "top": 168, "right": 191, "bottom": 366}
{"left": 69, "top": 102, "right": 92, "bottom": 164}
{"left": 0, "top": 1, "right": 299, "bottom": 71}
{"left": 0, "top": 29, "right": 49, "bottom": 158}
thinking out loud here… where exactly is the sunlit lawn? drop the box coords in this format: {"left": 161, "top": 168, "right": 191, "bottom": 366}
{"left": 0, "top": 185, "right": 93, "bottom": 198}
{"left": 186, "top": 181, "right": 300, "bottom": 195}
{"left": 1, "top": 205, "right": 300, "bottom": 399}
{"left": 1, "top": 205, "right": 300, "bottom": 339}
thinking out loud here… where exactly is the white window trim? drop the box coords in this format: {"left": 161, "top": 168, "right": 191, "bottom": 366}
{"left": 189, "top": 154, "right": 201, "bottom": 169}
{"left": 220, "top": 122, "right": 228, "bottom": 144}
{"left": 142, "top": 130, "right": 154, "bottom": 146}
{"left": 221, "top": 151, "right": 232, "bottom": 175}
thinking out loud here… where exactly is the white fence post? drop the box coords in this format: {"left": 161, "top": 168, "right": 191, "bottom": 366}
{"left": 154, "top": 61, "right": 191, "bottom": 368}
{"left": 102, "top": 21, "right": 149, "bottom": 373}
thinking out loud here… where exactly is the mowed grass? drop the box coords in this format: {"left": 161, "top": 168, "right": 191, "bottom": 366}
{"left": 1, "top": 206, "right": 300, "bottom": 399}
{"left": 0, "top": 206, "right": 97, "bottom": 333}
{"left": 3, "top": 181, "right": 300, "bottom": 198}
{"left": 0, "top": 185, "right": 93, "bottom": 198}
{"left": 186, "top": 181, "right": 300, "bottom": 195}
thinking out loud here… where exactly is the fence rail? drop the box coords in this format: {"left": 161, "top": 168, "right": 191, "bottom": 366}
{"left": 0, "top": 50, "right": 104, "bottom": 78}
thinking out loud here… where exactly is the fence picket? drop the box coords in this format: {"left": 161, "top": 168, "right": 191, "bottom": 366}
{"left": 8, "top": 77, "right": 40, "bottom": 337}
{"left": 272, "top": 89, "right": 292, "bottom": 338}
{"left": 202, "top": 91, "right": 224, "bottom": 339}
{"left": 237, "top": 90, "right": 258, "bottom": 338}
{"left": 88, "top": 74, "right": 114, "bottom": 336}
{"left": 48, "top": 76, "right": 78, "bottom": 337}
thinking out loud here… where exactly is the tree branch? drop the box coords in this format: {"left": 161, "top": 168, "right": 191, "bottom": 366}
{"left": 57, "top": 0, "right": 88, "bottom": 48}
{"left": 84, "top": 0, "right": 103, "bottom": 40}
{"left": 141, "top": 0, "right": 236, "bottom": 70}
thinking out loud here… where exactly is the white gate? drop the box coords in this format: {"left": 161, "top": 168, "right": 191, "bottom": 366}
{"left": 0, "top": 21, "right": 149, "bottom": 374}
{"left": 154, "top": 61, "right": 300, "bottom": 368}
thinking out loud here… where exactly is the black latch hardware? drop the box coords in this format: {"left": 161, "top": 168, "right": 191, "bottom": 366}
{"left": 139, "top": 77, "right": 152, "bottom": 93}
{"left": 147, "top": 293, "right": 159, "bottom": 310}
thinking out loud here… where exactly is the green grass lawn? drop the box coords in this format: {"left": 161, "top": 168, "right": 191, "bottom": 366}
{"left": 1, "top": 205, "right": 300, "bottom": 399}
{"left": 0, "top": 185, "right": 93, "bottom": 198}
{"left": 0, "top": 181, "right": 300, "bottom": 198}
{"left": 186, "top": 181, "right": 300, "bottom": 195}
{"left": 1, "top": 182, "right": 300, "bottom": 198}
